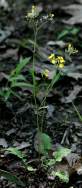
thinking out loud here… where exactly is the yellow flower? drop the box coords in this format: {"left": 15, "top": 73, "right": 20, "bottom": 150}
{"left": 43, "top": 69, "right": 49, "bottom": 78}
{"left": 49, "top": 13, "right": 54, "bottom": 18}
{"left": 57, "top": 56, "right": 65, "bottom": 64}
{"left": 48, "top": 53, "right": 56, "bottom": 64}
{"left": 48, "top": 54, "right": 65, "bottom": 68}
{"left": 26, "top": 5, "right": 40, "bottom": 19}
{"left": 68, "top": 43, "right": 71, "bottom": 49}
{"left": 49, "top": 13, "right": 54, "bottom": 20}
{"left": 67, "top": 43, "right": 78, "bottom": 55}
{"left": 58, "top": 63, "right": 64, "bottom": 68}
{"left": 56, "top": 56, "right": 65, "bottom": 68}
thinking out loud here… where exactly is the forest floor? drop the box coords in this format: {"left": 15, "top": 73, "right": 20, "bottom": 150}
{"left": 0, "top": 0, "right": 82, "bottom": 187}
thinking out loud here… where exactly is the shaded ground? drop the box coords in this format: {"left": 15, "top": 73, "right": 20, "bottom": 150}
{"left": 0, "top": 0, "right": 82, "bottom": 187}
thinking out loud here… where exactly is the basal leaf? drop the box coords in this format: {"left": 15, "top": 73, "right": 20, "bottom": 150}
{"left": 55, "top": 170, "right": 69, "bottom": 183}
{"left": 34, "top": 132, "right": 52, "bottom": 154}
{"left": 53, "top": 146, "right": 71, "bottom": 162}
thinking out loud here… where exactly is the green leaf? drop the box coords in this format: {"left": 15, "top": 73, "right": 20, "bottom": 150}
{"left": 57, "top": 29, "right": 69, "bottom": 39}
{"left": 14, "top": 57, "right": 31, "bottom": 75}
{"left": 0, "top": 169, "right": 25, "bottom": 187}
{"left": 53, "top": 146, "right": 71, "bottom": 162}
{"left": 9, "top": 74, "right": 26, "bottom": 82}
{"left": 11, "top": 82, "right": 33, "bottom": 89}
{"left": 6, "top": 147, "right": 26, "bottom": 159}
{"left": 70, "top": 27, "right": 80, "bottom": 35}
{"left": 55, "top": 170, "right": 69, "bottom": 183}
{"left": 57, "top": 27, "right": 80, "bottom": 40}
{"left": 46, "top": 159, "right": 56, "bottom": 166}
{"left": 34, "top": 132, "right": 52, "bottom": 154}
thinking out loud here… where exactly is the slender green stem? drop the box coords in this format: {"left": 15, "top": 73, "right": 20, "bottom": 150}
{"left": 32, "top": 24, "right": 37, "bottom": 105}
{"left": 40, "top": 100, "right": 46, "bottom": 132}
{"left": 37, "top": 20, "right": 49, "bottom": 32}
{"left": 40, "top": 72, "right": 61, "bottom": 108}
{"left": 32, "top": 22, "right": 40, "bottom": 131}
{"left": 32, "top": 20, "right": 61, "bottom": 133}
{"left": 39, "top": 72, "right": 61, "bottom": 131}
